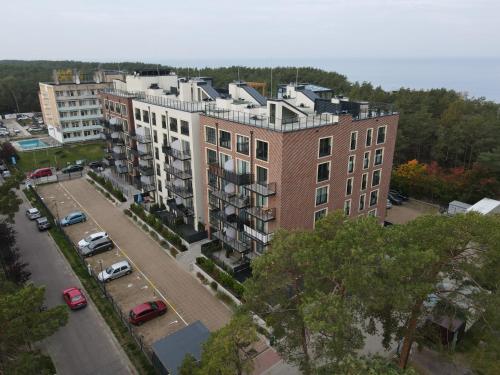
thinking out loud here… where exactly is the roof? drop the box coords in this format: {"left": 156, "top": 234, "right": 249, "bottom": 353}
{"left": 132, "top": 302, "right": 154, "bottom": 315}
{"left": 241, "top": 84, "right": 267, "bottom": 106}
{"left": 449, "top": 200, "right": 472, "bottom": 209}
{"left": 466, "top": 198, "right": 500, "bottom": 214}
{"left": 28, "top": 208, "right": 39, "bottom": 213}
{"left": 152, "top": 321, "right": 210, "bottom": 375}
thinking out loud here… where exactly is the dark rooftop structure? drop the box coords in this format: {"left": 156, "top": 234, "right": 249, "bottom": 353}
{"left": 134, "top": 69, "right": 173, "bottom": 77}
{"left": 151, "top": 321, "right": 210, "bottom": 375}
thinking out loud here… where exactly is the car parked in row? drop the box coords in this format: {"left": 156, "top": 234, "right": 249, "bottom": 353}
{"left": 129, "top": 300, "right": 167, "bottom": 325}
{"left": 388, "top": 192, "right": 403, "bottom": 205}
{"left": 386, "top": 199, "right": 393, "bottom": 209}
{"left": 26, "top": 208, "right": 41, "bottom": 220}
{"left": 62, "top": 287, "right": 87, "bottom": 310}
{"left": 28, "top": 167, "right": 53, "bottom": 179}
{"left": 60, "top": 211, "right": 86, "bottom": 226}
{"left": 389, "top": 189, "right": 409, "bottom": 202}
{"left": 79, "top": 237, "right": 114, "bottom": 257}
{"left": 88, "top": 161, "right": 103, "bottom": 170}
{"left": 98, "top": 260, "right": 132, "bottom": 283}
{"left": 62, "top": 164, "right": 84, "bottom": 174}
{"left": 77, "top": 231, "right": 108, "bottom": 250}
{"left": 36, "top": 217, "right": 51, "bottom": 231}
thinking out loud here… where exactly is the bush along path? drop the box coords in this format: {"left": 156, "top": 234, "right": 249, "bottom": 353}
{"left": 87, "top": 171, "right": 126, "bottom": 202}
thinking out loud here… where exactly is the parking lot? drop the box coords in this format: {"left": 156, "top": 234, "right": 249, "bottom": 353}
{"left": 385, "top": 199, "right": 439, "bottom": 224}
{"left": 37, "top": 178, "right": 232, "bottom": 345}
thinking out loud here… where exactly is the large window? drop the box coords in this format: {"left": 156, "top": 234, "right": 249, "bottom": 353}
{"left": 372, "top": 169, "right": 381, "bottom": 187}
{"left": 346, "top": 177, "right": 353, "bottom": 196}
{"left": 135, "top": 108, "right": 140, "bottom": 121}
{"left": 377, "top": 126, "right": 387, "bottom": 144}
{"left": 344, "top": 200, "right": 351, "bottom": 216}
{"left": 315, "top": 186, "right": 328, "bottom": 206}
{"left": 314, "top": 209, "right": 327, "bottom": 224}
{"left": 142, "top": 110, "right": 149, "bottom": 123}
{"left": 206, "top": 148, "right": 217, "bottom": 164}
{"left": 359, "top": 194, "right": 366, "bottom": 211}
{"left": 181, "top": 120, "right": 189, "bottom": 136}
{"left": 219, "top": 130, "right": 231, "bottom": 149}
{"left": 169, "top": 118, "right": 178, "bottom": 132}
{"left": 317, "top": 162, "right": 330, "bottom": 182}
{"left": 363, "top": 151, "right": 370, "bottom": 169}
{"left": 256, "top": 140, "right": 268, "bottom": 161}
{"left": 318, "top": 137, "right": 332, "bottom": 157}
{"left": 361, "top": 173, "right": 368, "bottom": 190}
{"left": 161, "top": 115, "right": 167, "bottom": 129}
{"left": 374, "top": 149, "right": 383, "bottom": 166}
{"left": 350, "top": 131, "right": 357, "bottom": 151}
{"left": 237, "top": 135, "right": 249, "bottom": 155}
{"left": 348, "top": 155, "right": 355, "bottom": 173}
{"left": 152, "top": 112, "right": 156, "bottom": 126}
{"left": 256, "top": 166, "right": 268, "bottom": 184}
{"left": 205, "top": 127, "right": 216, "bottom": 145}
{"left": 370, "top": 190, "right": 378, "bottom": 206}
{"left": 366, "top": 128, "right": 373, "bottom": 147}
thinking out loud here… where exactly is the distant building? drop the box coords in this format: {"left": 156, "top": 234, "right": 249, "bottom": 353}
{"left": 39, "top": 69, "right": 124, "bottom": 143}
{"left": 466, "top": 198, "right": 500, "bottom": 215}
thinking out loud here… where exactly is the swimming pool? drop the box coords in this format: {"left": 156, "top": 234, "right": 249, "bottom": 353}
{"left": 17, "top": 139, "right": 49, "bottom": 150}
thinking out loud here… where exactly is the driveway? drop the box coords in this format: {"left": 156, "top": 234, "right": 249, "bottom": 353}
{"left": 15, "top": 194, "right": 136, "bottom": 374}
{"left": 386, "top": 199, "right": 439, "bottom": 224}
{"left": 38, "top": 179, "right": 232, "bottom": 333}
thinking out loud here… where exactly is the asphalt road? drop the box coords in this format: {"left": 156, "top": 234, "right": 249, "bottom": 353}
{"left": 14, "top": 194, "right": 136, "bottom": 375}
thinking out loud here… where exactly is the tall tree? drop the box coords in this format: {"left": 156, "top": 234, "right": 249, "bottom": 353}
{"left": 0, "top": 223, "right": 30, "bottom": 284}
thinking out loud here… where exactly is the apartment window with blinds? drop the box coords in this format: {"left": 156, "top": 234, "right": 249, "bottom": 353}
{"left": 346, "top": 177, "right": 353, "bottom": 196}
{"left": 142, "top": 110, "right": 149, "bottom": 123}
{"left": 205, "top": 127, "right": 216, "bottom": 144}
{"left": 344, "top": 200, "right": 351, "bottom": 216}
{"left": 135, "top": 108, "right": 140, "bottom": 120}
{"left": 359, "top": 194, "right": 365, "bottom": 211}
{"left": 348, "top": 155, "right": 355, "bottom": 173}
{"left": 366, "top": 128, "right": 373, "bottom": 147}
{"left": 219, "top": 130, "right": 231, "bottom": 149}
{"left": 151, "top": 112, "right": 156, "bottom": 126}
{"left": 363, "top": 151, "right": 370, "bottom": 169}
{"left": 370, "top": 190, "right": 378, "bottom": 206}
{"left": 350, "top": 131, "right": 357, "bottom": 151}
{"left": 207, "top": 148, "right": 217, "bottom": 164}
{"left": 372, "top": 169, "right": 381, "bottom": 187}
{"left": 318, "top": 137, "right": 332, "bottom": 157}
{"left": 315, "top": 186, "right": 328, "bottom": 206}
{"left": 377, "top": 126, "right": 387, "bottom": 144}
{"left": 161, "top": 115, "right": 166, "bottom": 129}
{"left": 374, "top": 149, "right": 383, "bottom": 166}
{"left": 361, "top": 173, "right": 368, "bottom": 190}
{"left": 237, "top": 135, "right": 249, "bottom": 155}
{"left": 256, "top": 140, "right": 268, "bottom": 161}
{"left": 317, "top": 162, "right": 330, "bottom": 182}
{"left": 170, "top": 118, "right": 178, "bottom": 132}
{"left": 181, "top": 120, "right": 189, "bottom": 136}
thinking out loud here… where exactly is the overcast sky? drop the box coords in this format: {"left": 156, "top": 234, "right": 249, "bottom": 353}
{"left": 1, "top": 0, "right": 499, "bottom": 62}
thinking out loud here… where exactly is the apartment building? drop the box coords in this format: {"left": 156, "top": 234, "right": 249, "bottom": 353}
{"left": 200, "top": 82, "right": 398, "bottom": 263}
{"left": 39, "top": 69, "right": 122, "bottom": 143}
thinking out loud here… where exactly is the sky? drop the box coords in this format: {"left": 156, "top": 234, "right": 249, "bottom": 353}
{"left": 1, "top": 0, "right": 499, "bottom": 62}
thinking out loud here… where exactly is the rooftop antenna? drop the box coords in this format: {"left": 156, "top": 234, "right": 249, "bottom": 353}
{"left": 295, "top": 67, "right": 299, "bottom": 86}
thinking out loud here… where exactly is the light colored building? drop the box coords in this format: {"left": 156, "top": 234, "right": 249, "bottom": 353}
{"left": 39, "top": 69, "right": 123, "bottom": 143}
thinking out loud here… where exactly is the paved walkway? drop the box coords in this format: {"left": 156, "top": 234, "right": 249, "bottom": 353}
{"left": 40, "top": 178, "right": 232, "bottom": 331}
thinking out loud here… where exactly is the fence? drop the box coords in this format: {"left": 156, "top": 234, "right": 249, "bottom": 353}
{"left": 96, "top": 170, "right": 134, "bottom": 198}
{"left": 26, "top": 170, "right": 84, "bottom": 187}
{"left": 28, "top": 186, "right": 154, "bottom": 365}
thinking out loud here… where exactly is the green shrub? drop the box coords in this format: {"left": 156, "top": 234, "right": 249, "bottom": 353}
{"left": 141, "top": 223, "right": 148, "bottom": 231}
{"left": 210, "top": 281, "right": 218, "bottom": 291}
{"left": 150, "top": 231, "right": 158, "bottom": 240}
{"left": 123, "top": 209, "right": 131, "bottom": 216}
{"left": 169, "top": 247, "right": 178, "bottom": 257}
{"left": 159, "top": 240, "right": 167, "bottom": 248}
{"left": 196, "top": 272, "right": 206, "bottom": 282}
{"left": 216, "top": 291, "right": 236, "bottom": 308}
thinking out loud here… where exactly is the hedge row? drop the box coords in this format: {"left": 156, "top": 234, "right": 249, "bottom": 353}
{"left": 87, "top": 171, "right": 126, "bottom": 202}
{"left": 128, "top": 203, "right": 187, "bottom": 251}
{"left": 195, "top": 257, "right": 245, "bottom": 299}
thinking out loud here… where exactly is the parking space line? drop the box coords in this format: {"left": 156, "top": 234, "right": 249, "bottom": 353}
{"left": 58, "top": 182, "right": 188, "bottom": 326}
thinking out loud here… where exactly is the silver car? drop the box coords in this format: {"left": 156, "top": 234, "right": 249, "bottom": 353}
{"left": 98, "top": 260, "right": 132, "bottom": 282}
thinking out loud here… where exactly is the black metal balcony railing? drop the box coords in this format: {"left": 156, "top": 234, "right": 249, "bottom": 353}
{"left": 166, "top": 198, "right": 194, "bottom": 217}
{"left": 115, "top": 165, "right": 128, "bottom": 174}
{"left": 212, "top": 231, "right": 250, "bottom": 254}
{"left": 165, "top": 181, "right": 193, "bottom": 199}
{"left": 208, "top": 189, "right": 250, "bottom": 209}
{"left": 134, "top": 134, "right": 152, "bottom": 143}
{"left": 112, "top": 152, "right": 126, "bottom": 160}
{"left": 164, "top": 164, "right": 192, "bottom": 180}
{"left": 137, "top": 147, "right": 153, "bottom": 158}
{"left": 162, "top": 143, "right": 191, "bottom": 160}
{"left": 209, "top": 209, "right": 245, "bottom": 230}
{"left": 245, "top": 206, "right": 276, "bottom": 222}
{"left": 142, "top": 183, "right": 156, "bottom": 192}
{"left": 208, "top": 163, "right": 253, "bottom": 185}
{"left": 111, "top": 137, "right": 124, "bottom": 145}
{"left": 139, "top": 166, "right": 154, "bottom": 176}
{"left": 244, "top": 182, "right": 277, "bottom": 197}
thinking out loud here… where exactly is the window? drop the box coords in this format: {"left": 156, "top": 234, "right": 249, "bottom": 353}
{"left": 350, "top": 131, "right": 357, "bottom": 151}
{"left": 374, "top": 149, "right": 383, "bottom": 166}
{"left": 205, "top": 127, "right": 216, "bottom": 145}
{"left": 346, "top": 177, "right": 353, "bottom": 196}
{"left": 366, "top": 128, "right": 373, "bottom": 147}
{"left": 156, "top": 164, "right": 161, "bottom": 176}
{"left": 314, "top": 209, "right": 327, "bottom": 224}
{"left": 317, "top": 162, "right": 330, "bottom": 182}
{"left": 155, "top": 147, "right": 159, "bottom": 160}
{"left": 236, "top": 135, "right": 249, "bottom": 155}
{"left": 315, "top": 186, "right": 328, "bottom": 206}
{"left": 363, "top": 151, "right": 370, "bottom": 169}
{"left": 318, "top": 137, "right": 332, "bottom": 157}
{"left": 368, "top": 209, "right": 377, "bottom": 217}
{"left": 161, "top": 115, "right": 167, "bottom": 129}
{"left": 359, "top": 194, "right": 366, "bottom": 211}
{"left": 361, "top": 173, "right": 368, "bottom": 190}
{"left": 142, "top": 110, "right": 149, "bottom": 123}
{"left": 121, "top": 104, "right": 127, "bottom": 115}
{"left": 157, "top": 180, "right": 162, "bottom": 192}
{"left": 181, "top": 120, "right": 189, "bottom": 136}
{"left": 256, "top": 166, "right": 268, "bottom": 184}
{"left": 256, "top": 140, "right": 268, "bottom": 161}
{"left": 372, "top": 169, "right": 381, "bottom": 187}
{"left": 344, "top": 200, "right": 351, "bottom": 216}
{"left": 219, "top": 130, "right": 231, "bottom": 149}
{"left": 377, "top": 126, "right": 387, "bottom": 144}
{"left": 153, "top": 130, "right": 158, "bottom": 143}
{"left": 152, "top": 112, "right": 156, "bottom": 126}
{"left": 169, "top": 118, "right": 178, "bottom": 132}
{"left": 348, "top": 155, "right": 355, "bottom": 173}
{"left": 370, "top": 190, "right": 378, "bottom": 206}
{"left": 207, "top": 149, "right": 217, "bottom": 164}
{"left": 237, "top": 159, "right": 250, "bottom": 174}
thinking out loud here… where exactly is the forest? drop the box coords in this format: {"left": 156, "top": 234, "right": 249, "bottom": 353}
{"left": 1, "top": 60, "right": 499, "bottom": 202}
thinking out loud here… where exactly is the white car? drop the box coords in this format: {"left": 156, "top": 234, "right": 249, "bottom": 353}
{"left": 26, "top": 208, "right": 41, "bottom": 220}
{"left": 98, "top": 260, "right": 132, "bottom": 282}
{"left": 78, "top": 231, "right": 108, "bottom": 250}
{"left": 2, "top": 170, "right": 11, "bottom": 178}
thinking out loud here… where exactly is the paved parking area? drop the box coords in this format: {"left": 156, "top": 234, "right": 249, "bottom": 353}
{"left": 37, "top": 179, "right": 232, "bottom": 345}
{"left": 385, "top": 199, "right": 439, "bottom": 224}
{"left": 1, "top": 118, "right": 31, "bottom": 137}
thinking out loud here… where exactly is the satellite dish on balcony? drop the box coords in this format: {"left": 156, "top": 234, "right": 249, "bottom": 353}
{"left": 225, "top": 205, "right": 235, "bottom": 215}
{"left": 224, "top": 183, "right": 235, "bottom": 194}
{"left": 171, "top": 139, "right": 182, "bottom": 151}
{"left": 224, "top": 158, "right": 234, "bottom": 171}
{"left": 109, "top": 117, "right": 118, "bottom": 125}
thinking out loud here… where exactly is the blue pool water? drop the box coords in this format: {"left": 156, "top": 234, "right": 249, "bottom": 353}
{"left": 17, "top": 139, "right": 49, "bottom": 150}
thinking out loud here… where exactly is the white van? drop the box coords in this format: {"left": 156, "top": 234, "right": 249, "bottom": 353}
{"left": 77, "top": 231, "right": 108, "bottom": 250}
{"left": 98, "top": 260, "right": 132, "bottom": 282}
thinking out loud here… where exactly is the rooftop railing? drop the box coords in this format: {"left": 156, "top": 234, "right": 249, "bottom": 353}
{"left": 135, "top": 94, "right": 206, "bottom": 112}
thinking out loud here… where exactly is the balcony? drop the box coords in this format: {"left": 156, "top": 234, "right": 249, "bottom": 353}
{"left": 142, "top": 183, "right": 156, "bottom": 193}
{"left": 244, "top": 224, "right": 274, "bottom": 245}
{"left": 162, "top": 143, "right": 191, "bottom": 160}
{"left": 139, "top": 165, "right": 154, "bottom": 176}
{"left": 209, "top": 209, "right": 244, "bottom": 230}
{"left": 208, "top": 190, "right": 250, "bottom": 209}
{"left": 165, "top": 181, "right": 193, "bottom": 199}
{"left": 212, "top": 231, "right": 250, "bottom": 254}
{"left": 135, "top": 133, "right": 152, "bottom": 143}
{"left": 208, "top": 163, "right": 252, "bottom": 185}
{"left": 112, "top": 152, "right": 126, "bottom": 160}
{"left": 244, "top": 182, "right": 277, "bottom": 197}
{"left": 137, "top": 147, "right": 153, "bottom": 160}
{"left": 164, "top": 164, "right": 192, "bottom": 180}
{"left": 166, "top": 198, "right": 194, "bottom": 217}
{"left": 245, "top": 206, "right": 276, "bottom": 222}
{"left": 115, "top": 165, "right": 129, "bottom": 174}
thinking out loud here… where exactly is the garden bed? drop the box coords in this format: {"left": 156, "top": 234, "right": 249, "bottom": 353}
{"left": 87, "top": 171, "right": 126, "bottom": 202}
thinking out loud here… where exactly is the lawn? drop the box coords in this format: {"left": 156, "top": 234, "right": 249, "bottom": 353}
{"left": 17, "top": 141, "right": 105, "bottom": 172}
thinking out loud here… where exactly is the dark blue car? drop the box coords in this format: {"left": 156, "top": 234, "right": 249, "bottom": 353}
{"left": 60, "top": 211, "right": 86, "bottom": 226}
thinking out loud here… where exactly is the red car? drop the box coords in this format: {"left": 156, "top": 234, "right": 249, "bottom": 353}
{"left": 62, "top": 287, "right": 87, "bottom": 310}
{"left": 129, "top": 300, "right": 167, "bottom": 325}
